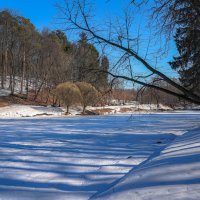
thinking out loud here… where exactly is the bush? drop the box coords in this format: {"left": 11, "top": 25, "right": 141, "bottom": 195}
{"left": 76, "top": 82, "right": 99, "bottom": 114}
{"left": 55, "top": 82, "right": 82, "bottom": 113}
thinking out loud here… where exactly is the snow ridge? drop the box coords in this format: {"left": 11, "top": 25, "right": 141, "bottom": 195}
{"left": 90, "top": 134, "right": 177, "bottom": 199}
{"left": 92, "top": 127, "right": 200, "bottom": 200}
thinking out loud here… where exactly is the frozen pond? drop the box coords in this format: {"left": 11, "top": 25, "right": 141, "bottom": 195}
{"left": 0, "top": 113, "right": 200, "bottom": 199}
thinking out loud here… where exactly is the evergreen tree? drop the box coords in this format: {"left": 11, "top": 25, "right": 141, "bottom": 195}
{"left": 73, "top": 32, "right": 100, "bottom": 85}
{"left": 50, "top": 30, "right": 72, "bottom": 52}
{"left": 170, "top": 0, "right": 200, "bottom": 95}
{"left": 99, "top": 55, "right": 109, "bottom": 89}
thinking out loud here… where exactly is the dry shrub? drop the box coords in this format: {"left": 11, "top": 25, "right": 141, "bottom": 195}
{"left": 76, "top": 82, "right": 99, "bottom": 113}
{"left": 55, "top": 82, "right": 82, "bottom": 113}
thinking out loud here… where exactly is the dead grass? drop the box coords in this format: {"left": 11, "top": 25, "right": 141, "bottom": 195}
{"left": 119, "top": 107, "right": 133, "bottom": 113}
{"left": 0, "top": 98, "right": 10, "bottom": 107}
{"left": 92, "top": 108, "right": 113, "bottom": 115}
{"left": 0, "top": 94, "right": 45, "bottom": 108}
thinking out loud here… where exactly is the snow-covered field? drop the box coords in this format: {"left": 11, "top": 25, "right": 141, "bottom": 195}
{"left": 0, "top": 104, "right": 172, "bottom": 118}
{"left": 0, "top": 113, "right": 200, "bottom": 199}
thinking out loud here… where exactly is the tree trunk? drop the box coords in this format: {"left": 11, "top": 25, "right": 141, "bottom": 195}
{"left": 4, "top": 49, "right": 8, "bottom": 89}
{"left": 20, "top": 48, "right": 26, "bottom": 94}
{"left": 25, "top": 77, "right": 29, "bottom": 99}
{"left": 66, "top": 105, "right": 69, "bottom": 114}
{"left": 82, "top": 105, "right": 86, "bottom": 114}
{"left": 34, "top": 80, "right": 45, "bottom": 101}
{"left": 52, "top": 95, "right": 56, "bottom": 106}
{"left": 1, "top": 53, "right": 4, "bottom": 89}
{"left": 1, "top": 49, "right": 8, "bottom": 89}
{"left": 45, "top": 88, "right": 51, "bottom": 104}
{"left": 10, "top": 73, "right": 15, "bottom": 95}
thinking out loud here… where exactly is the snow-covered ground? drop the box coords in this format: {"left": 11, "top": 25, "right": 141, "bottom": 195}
{"left": 0, "top": 85, "right": 172, "bottom": 117}
{"left": 93, "top": 117, "right": 200, "bottom": 200}
{"left": 0, "top": 104, "right": 172, "bottom": 118}
{"left": 0, "top": 105, "right": 64, "bottom": 118}
{"left": 0, "top": 113, "right": 200, "bottom": 199}
{"left": 92, "top": 104, "right": 172, "bottom": 111}
{"left": 0, "top": 89, "right": 11, "bottom": 97}
{"left": 0, "top": 77, "right": 35, "bottom": 96}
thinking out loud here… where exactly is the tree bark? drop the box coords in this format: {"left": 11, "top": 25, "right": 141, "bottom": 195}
{"left": 20, "top": 47, "right": 26, "bottom": 94}
{"left": 82, "top": 105, "right": 86, "bottom": 114}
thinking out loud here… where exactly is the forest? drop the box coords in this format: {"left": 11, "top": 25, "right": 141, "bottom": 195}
{"left": 0, "top": 10, "right": 109, "bottom": 105}
{"left": 1, "top": 0, "right": 200, "bottom": 107}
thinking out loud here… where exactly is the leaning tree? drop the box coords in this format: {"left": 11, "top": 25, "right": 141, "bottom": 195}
{"left": 57, "top": 0, "right": 200, "bottom": 104}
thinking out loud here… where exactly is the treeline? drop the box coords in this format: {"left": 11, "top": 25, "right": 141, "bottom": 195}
{"left": 137, "top": 79, "right": 180, "bottom": 108}
{"left": 0, "top": 10, "right": 109, "bottom": 101}
{"left": 0, "top": 10, "right": 186, "bottom": 108}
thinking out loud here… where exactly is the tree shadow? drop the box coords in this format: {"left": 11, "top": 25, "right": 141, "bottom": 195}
{"left": 93, "top": 126, "right": 200, "bottom": 199}
{"left": 0, "top": 114, "right": 200, "bottom": 199}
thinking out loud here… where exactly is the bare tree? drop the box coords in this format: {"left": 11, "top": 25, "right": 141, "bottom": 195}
{"left": 138, "top": 78, "right": 180, "bottom": 108}
{"left": 57, "top": 0, "right": 200, "bottom": 104}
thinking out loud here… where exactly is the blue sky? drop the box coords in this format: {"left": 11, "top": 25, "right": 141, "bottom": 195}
{"left": 0, "top": 0, "right": 123, "bottom": 30}
{"left": 0, "top": 0, "right": 178, "bottom": 79}
{"left": 0, "top": 0, "right": 57, "bottom": 30}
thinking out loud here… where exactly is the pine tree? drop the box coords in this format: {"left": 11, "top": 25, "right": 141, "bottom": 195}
{"left": 170, "top": 0, "right": 200, "bottom": 95}
{"left": 73, "top": 32, "right": 100, "bottom": 85}
{"left": 100, "top": 56, "right": 109, "bottom": 88}
{"left": 50, "top": 30, "right": 72, "bottom": 52}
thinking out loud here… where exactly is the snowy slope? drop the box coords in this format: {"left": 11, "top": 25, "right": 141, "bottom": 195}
{"left": 0, "top": 113, "right": 200, "bottom": 199}
{"left": 92, "top": 126, "right": 200, "bottom": 200}
{"left": 0, "top": 76, "right": 34, "bottom": 95}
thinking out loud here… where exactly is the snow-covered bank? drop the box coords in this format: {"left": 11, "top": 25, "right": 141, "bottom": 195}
{"left": 89, "top": 104, "right": 173, "bottom": 115}
{"left": 92, "top": 126, "right": 200, "bottom": 200}
{"left": 0, "top": 114, "right": 200, "bottom": 199}
{"left": 0, "top": 103, "right": 199, "bottom": 119}
{"left": 0, "top": 104, "right": 173, "bottom": 118}
{"left": 0, "top": 105, "right": 64, "bottom": 118}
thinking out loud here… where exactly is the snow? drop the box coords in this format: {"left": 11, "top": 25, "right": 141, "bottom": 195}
{"left": 0, "top": 104, "right": 173, "bottom": 118}
{"left": 0, "top": 76, "right": 35, "bottom": 95}
{"left": 0, "top": 113, "right": 200, "bottom": 199}
{"left": 0, "top": 89, "right": 11, "bottom": 97}
{"left": 0, "top": 105, "right": 64, "bottom": 118}
{"left": 93, "top": 117, "right": 200, "bottom": 200}
{"left": 89, "top": 104, "right": 173, "bottom": 115}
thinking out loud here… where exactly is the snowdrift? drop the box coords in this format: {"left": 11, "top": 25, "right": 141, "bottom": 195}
{"left": 92, "top": 127, "right": 200, "bottom": 200}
